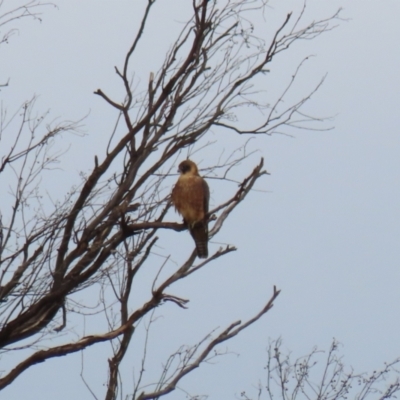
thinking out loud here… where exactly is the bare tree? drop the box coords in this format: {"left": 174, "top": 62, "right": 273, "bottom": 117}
{"left": 0, "top": 1, "right": 56, "bottom": 87}
{"left": 0, "top": 0, "right": 340, "bottom": 398}
{"left": 239, "top": 338, "right": 400, "bottom": 400}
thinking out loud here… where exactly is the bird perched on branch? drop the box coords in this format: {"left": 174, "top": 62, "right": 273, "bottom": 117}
{"left": 171, "top": 159, "right": 209, "bottom": 258}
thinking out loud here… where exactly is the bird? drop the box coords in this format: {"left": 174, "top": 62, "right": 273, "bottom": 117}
{"left": 171, "top": 159, "right": 209, "bottom": 258}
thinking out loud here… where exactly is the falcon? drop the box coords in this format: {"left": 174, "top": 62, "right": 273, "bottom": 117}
{"left": 171, "top": 160, "right": 209, "bottom": 258}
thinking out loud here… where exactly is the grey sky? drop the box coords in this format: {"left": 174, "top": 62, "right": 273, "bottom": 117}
{"left": 1, "top": 0, "right": 400, "bottom": 399}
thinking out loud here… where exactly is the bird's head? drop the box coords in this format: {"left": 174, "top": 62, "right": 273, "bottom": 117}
{"left": 178, "top": 159, "right": 198, "bottom": 176}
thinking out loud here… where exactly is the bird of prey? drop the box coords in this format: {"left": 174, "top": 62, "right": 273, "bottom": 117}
{"left": 171, "top": 160, "right": 209, "bottom": 258}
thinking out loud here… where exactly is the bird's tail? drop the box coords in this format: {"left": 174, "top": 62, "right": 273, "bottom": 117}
{"left": 189, "top": 221, "right": 208, "bottom": 258}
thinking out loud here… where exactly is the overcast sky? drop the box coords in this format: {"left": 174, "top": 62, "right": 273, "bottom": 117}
{"left": 1, "top": 0, "right": 400, "bottom": 399}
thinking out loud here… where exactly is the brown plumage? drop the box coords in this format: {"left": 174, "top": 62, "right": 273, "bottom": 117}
{"left": 171, "top": 160, "right": 209, "bottom": 258}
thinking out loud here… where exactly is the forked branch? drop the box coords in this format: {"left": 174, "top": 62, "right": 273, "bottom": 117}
{"left": 137, "top": 286, "right": 281, "bottom": 400}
